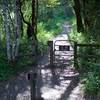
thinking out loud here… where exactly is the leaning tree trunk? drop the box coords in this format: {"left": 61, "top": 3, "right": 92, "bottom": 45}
{"left": 2, "top": 0, "right": 12, "bottom": 62}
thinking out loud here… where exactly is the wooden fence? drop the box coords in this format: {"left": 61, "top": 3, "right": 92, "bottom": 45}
{"left": 74, "top": 42, "right": 100, "bottom": 68}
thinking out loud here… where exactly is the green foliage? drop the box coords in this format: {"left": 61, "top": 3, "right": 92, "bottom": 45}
{"left": 77, "top": 46, "right": 100, "bottom": 72}
{"left": 37, "top": 22, "right": 53, "bottom": 53}
{"left": 37, "top": 22, "right": 54, "bottom": 42}
{"left": 69, "top": 17, "right": 85, "bottom": 43}
{"left": 0, "top": 65, "right": 13, "bottom": 80}
{"left": 70, "top": 29, "right": 84, "bottom": 42}
{"left": 0, "top": 50, "right": 13, "bottom": 80}
{"left": 76, "top": 45, "right": 100, "bottom": 96}
{"left": 84, "top": 73, "right": 100, "bottom": 95}
{"left": 37, "top": 19, "right": 62, "bottom": 53}
{"left": 69, "top": 12, "right": 100, "bottom": 97}
{"left": 46, "top": 0, "right": 60, "bottom": 7}
{"left": 0, "top": 46, "right": 34, "bottom": 80}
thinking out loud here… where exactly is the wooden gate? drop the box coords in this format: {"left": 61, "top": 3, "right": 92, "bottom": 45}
{"left": 48, "top": 40, "right": 74, "bottom": 66}
{"left": 48, "top": 40, "right": 100, "bottom": 68}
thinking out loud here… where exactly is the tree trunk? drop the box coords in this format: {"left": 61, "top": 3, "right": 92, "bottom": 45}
{"left": 73, "top": 0, "right": 84, "bottom": 32}
{"left": 82, "top": 0, "right": 90, "bottom": 28}
{"left": 32, "top": 0, "right": 38, "bottom": 62}
{"left": 2, "top": 0, "right": 12, "bottom": 62}
{"left": 13, "top": 0, "right": 21, "bottom": 61}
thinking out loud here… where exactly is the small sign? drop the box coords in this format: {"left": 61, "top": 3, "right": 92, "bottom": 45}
{"left": 59, "top": 45, "right": 70, "bottom": 51}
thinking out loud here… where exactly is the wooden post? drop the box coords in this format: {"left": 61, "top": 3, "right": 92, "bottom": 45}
{"left": 27, "top": 73, "right": 37, "bottom": 100}
{"left": 48, "top": 41, "right": 54, "bottom": 66}
{"left": 74, "top": 42, "right": 78, "bottom": 68}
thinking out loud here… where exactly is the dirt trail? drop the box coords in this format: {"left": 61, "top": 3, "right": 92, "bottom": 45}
{"left": 36, "top": 24, "right": 84, "bottom": 100}
{"left": 0, "top": 23, "right": 85, "bottom": 100}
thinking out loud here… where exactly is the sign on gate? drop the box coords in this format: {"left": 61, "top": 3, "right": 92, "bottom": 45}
{"left": 59, "top": 45, "right": 70, "bottom": 51}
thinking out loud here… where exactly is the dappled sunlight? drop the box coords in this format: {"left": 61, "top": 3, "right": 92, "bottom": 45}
{"left": 41, "top": 80, "right": 71, "bottom": 100}
{"left": 41, "top": 86, "right": 62, "bottom": 99}
{"left": 16, "top": 86, "right": 30, "bottom": 100}
{"left": 0, "top": 72, "right": 31, "bottom": 100}
{"left": 67, "top": 83, "right": 84, "bottom": 100}
{"left": 36, "top": 65, "right": 79, "bottom": 100}
{"left": 36, "top": 27, "right": 80, "bottom": 100}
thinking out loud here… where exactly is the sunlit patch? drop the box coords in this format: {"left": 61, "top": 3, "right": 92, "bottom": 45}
{"left": 61, "top": 80, "right": 71, "bottom": 86}
{"left": 67, "top": 83, "right": 84, "bottom": 100}
{"left": 16, "top": 86, "right": 30, "bottom": 100}
{"left": 41, "top": 69, "right": 52, "bottom": 76}
{"left": 16, "top": 91, "right": 30, "bottom": 100}
{"left": 40, "top": 79, "right": 72, "bottom": 100}
{"left": 38, "top": 62, "right": 79, "bottom": 100}
{"left": 41, "top": 86, "right": 62, "bottom": 99}
{"left": 41, "top": 69, "right": 53, "bottom": 84}
{"left": 59, "top": 76, "right": 64, "bottom": 80}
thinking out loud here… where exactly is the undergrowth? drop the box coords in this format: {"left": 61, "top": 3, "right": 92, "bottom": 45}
{"left": 69, "top": 17, "right": 100, "bottom": 97}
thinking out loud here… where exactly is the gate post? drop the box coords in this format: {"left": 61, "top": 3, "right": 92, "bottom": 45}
{"left": 27, "top": 72, "right": 37, "bottom": 100}
{"left": 48, "top": 41, "right": 54, "bottom": 66}
{"left": 74, "top": 42, "right": 78, "bottom": 68}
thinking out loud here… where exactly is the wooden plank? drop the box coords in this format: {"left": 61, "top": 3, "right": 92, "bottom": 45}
{"left": 54, "top": 50, "right": 73, "bottom": 51}
{"left": 77, "top": 54, "right": 100, "bottom": 58}
{"left": 55, "top": 44, "right": 73, "bottom": 46}
{"left": 77, "top": 44, "right": 100, "bottom": 47}
{"left": 54, "top": 54, "right": 74, "bottom": 56}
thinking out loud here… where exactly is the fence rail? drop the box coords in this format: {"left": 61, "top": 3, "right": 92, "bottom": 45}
{"left": 77, "top": 43, "right": 100, "bottom": 47}
{"left": 74, "top": 42, "right": 100, "bottom": 68}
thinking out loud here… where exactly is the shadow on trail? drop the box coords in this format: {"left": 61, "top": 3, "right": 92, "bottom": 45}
{"left": 59, "top": 76, "right": 79, "bottom": 100}
{"left": 0, "top": 72, "right": 31, "bottom": 100}
{"left": 36, "top": 62, "right": 80, "bottom": 100}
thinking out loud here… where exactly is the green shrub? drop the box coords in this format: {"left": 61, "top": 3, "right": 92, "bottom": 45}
{"left": 84, "top": 73, "right": 100, "bottom": 95}
{"left": 0, "top": 46, "right": 34, "bottom": 80}
{"left": 37, "top": 22, "right": 54, "bottom": 53}
{"left": 37, "top": 20, "right": 62, "bottom": 53}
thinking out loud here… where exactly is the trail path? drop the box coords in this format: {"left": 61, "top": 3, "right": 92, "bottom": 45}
{"left": 0, "top": 23, "right": 85, "bottom": 100}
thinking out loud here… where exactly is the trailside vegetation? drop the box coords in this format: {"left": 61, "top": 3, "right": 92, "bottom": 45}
{"left": 70, "top": 0, "right": 100, "bottom": 98}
